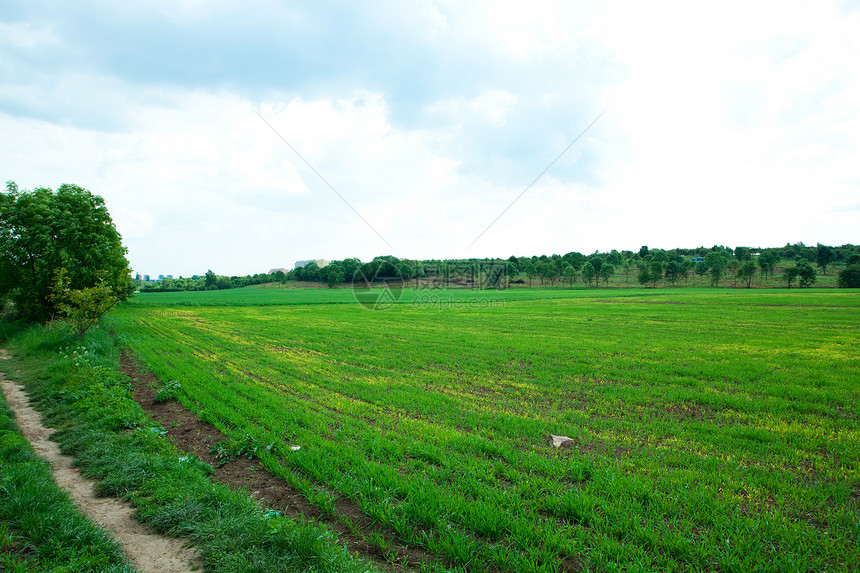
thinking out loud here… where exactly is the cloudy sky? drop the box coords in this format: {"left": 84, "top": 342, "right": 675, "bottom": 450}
{"left": 2, "top": 1, "right": 858, "bottom": 277}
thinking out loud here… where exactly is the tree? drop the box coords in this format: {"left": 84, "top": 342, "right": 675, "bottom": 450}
{"left": 205, "top": 269, "right": 218, "bottom": 289}
{"left": 50, "top": 268, "right": 122, "bottom": 338}
{"left": 506, "top": 262, "right": 518, "bottom": 287}
{"left": 734, "top": 246, "right": 751, "bottom": 261}
{"left": 816, "top": 244, "right": 835, "bottom": 275}
{"left": 599, "top": 263, "right": 615, "bottom": 286}
{"left": 650, "top": 261, "right": 663, "bottom": 287}
{"left": 838, "top": 265, "right": 860, "bottom": 288}
{"left": 694, "top": 261, "right": 708, "bottom": 285}
{"left": 736, "top": 260, "right": 757, "bottom": 288}
{"left": 664, "top": 261, "right": 680, "bottom": 285}
{"left": 0, "top": 182, "right": 132, "bottom": 321}
{"left": 704, "top": 252, "right": 727, "bottom": 287}
{"left": 396, "top": 263, "right": 413, "bottom": 285}
{"left": 524, "top": 264, "right": 537, "bottom": 287}
{"left": 581, "top": 262, "right": 596, "bottom": 287}
{"left": 798, "top": 261, "right": 817, "bottom": 287}
{"left": 637, "top": 264, "right": 651, "bottom": 287}
{"left": 782, "top": 265, "right": 800, "bottom": 288}
{"left": 562, "top": 263, "right": 577, "bottom": 287}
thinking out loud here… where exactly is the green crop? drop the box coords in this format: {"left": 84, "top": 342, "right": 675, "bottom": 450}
{"left": 109, "top": 287, "right": 860, "bottom": 572}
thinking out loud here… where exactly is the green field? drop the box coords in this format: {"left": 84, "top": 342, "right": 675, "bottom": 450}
{"left": 109, "top": 287, "right": 860, "bottom": 572}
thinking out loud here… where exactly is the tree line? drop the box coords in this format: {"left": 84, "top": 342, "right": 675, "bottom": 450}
{"left": 4, "top": 181, "right": 858, "bottom": 331}
{"left": 143, "top": 242, "right": 860, "bottom": 293}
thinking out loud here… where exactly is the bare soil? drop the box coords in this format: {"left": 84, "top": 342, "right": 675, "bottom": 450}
{"left": 0, "top": 349, "right": 201, "bottom": 573}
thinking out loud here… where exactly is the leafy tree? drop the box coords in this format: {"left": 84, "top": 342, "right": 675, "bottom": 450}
{"left": 0, "top": 181, "right": 132, "bottom": 321}
{"left": 798, "top": 261, "right": 817, "bottom": 287}
{"left": 664, "top": 261, "right": 680, "bottom": 285}
{"left": 639, "top": 245, "right": 649, "bottom": 258}
{"left": 637, "top": 264, "right": 651, "bottom": 287}
{"left": 782, "top": 265, "right": 800, "bottom": 288}
{"left": 506, "top": 262, "right": 518, "bottom": 287}
{"left": 651, "top": 250, "right": 668, "bottom": 263}
{"left": 581, "top": 262, "right": 596, "bottom": 287}
{"left": 562, "top": 263, "right": 577, "bottom": 287}
{"left": 679, "top": 260, "right": 691, "bottom": 283}
{"left": 736, "top": 260, "right": 757, "bottom": 288}
{"left": 838, "top": 265, "right": 860, "bottom": 288}
{"left": 205, "top": 269, "right": 218, "bottom": 289}
{"left": 694, "top": 261, "right": 709, "bottom": 285}
{"left": 397, "top": 263, "right": 413, "bottom": 285}
{"left": 524, "top": 264, "right": 537, "bottom": 287}
{"left": 563, "top": 251, "right": 586, "bottom": 270}
{"left": 650, "top": 261, "right": 663, "bottom": 287}
{"left": 50, "top": 268, "right": 122, "bottom": 338}
{"left": 704, "top": 252, "right": 727, "bottom": 287}
{"left": 599, "top": 263, "right": 615, "bottom": 286}
{"left": 734, "top": 246, "right": 751, "bottom": 261}
{"left": 606, "top": 250, "right": 622, "bottom": 266}
{"left": 816, "top": 244, "right": 835, "bottom": 275}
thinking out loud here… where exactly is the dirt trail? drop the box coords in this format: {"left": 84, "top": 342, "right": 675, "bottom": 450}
{"left": 0, "top": 349, "right": 201, "bottom": 573}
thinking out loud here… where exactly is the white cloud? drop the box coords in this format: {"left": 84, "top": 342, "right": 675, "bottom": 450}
{"left": 1, "top": 1, "right": 857, "bottom": 276}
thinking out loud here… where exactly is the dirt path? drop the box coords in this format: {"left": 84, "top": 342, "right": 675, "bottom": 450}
{"left": 0, "top": 349, "right": 201, "bottom": 573}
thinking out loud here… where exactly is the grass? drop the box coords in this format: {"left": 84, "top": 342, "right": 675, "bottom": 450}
{"left": 105, "top": 286, "right": 860, "bottom": 572}
{"left": 0, "top": 365, "right": 138, "bottom": 573}
{"left": 0, "top": 323, "right": 379, "bottom": 573}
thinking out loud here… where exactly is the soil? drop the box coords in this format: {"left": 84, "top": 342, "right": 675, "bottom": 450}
{"left": 0, "top": 349, "right": 201, "bottom": 573}
{"left": 120, "top": 351, "right": 443, "bottom": 573}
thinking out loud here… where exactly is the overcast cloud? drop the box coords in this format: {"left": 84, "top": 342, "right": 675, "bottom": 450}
{"left": 1, "top": 1, "right": 858, "bottom": 276}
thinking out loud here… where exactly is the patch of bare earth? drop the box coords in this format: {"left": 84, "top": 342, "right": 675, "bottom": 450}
{"left": 0, "top": 349, "right": 201, "bottom": 573}
{"left": 120, "top": 351, "right": 445, "bottom": 573}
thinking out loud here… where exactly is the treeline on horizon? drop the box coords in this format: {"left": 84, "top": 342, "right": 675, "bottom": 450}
{"left": 138, "top": 242, "right": 860, "bottom": 293}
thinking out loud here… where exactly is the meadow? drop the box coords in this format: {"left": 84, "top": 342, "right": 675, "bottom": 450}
{"left": 108, "top": 287, "right": 860, "bottom": 572}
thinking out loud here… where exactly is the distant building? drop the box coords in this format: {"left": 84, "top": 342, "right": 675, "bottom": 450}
{"left": 294, "top": 259, "right": 328, "bottom": 269}
{"left": 143, "top": 274, "right": 150, "bottom": 282}
{"left": 268, "top": 268, "right": 288, "bottom": 274}
{"left": 158, "top": 275, "right": 164, "bottom": 280}
{"left": 691, "top": 257, "right": 704, "bottom": 262}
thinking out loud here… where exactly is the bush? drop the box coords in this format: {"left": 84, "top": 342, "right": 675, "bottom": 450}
{"left": 838, "top": 264, "right": 860, "bottom": 288}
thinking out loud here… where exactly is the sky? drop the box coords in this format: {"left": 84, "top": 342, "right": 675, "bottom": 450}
{"left": 1, "top": 1, "right": 858, "bottom": 277}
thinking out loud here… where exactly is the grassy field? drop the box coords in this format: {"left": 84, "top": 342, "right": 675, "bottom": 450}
{"left": 108, "top": 287, "right": 860, "bottom": 572}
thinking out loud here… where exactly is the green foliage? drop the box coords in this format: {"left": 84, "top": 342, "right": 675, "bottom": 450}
{"left": 599, "top": 263, "right": 615, "bottom": 286}
{"left": 649, "top": 261, "right": 663, "bottom": 287}
{"left": 798, "top": 261, "right": 818, "bottom": 287}
{"left": 736, "top": 260, "right": 757, "bottom": 288}
{"left": 153, "top": 380, "right": 182, "bottom": 403}
{"left": 0, "top": 381, "right": 137, "bottom": 572}
{"left": 581, "top": 262, "right": 596, "bottom": 287}
{"left": 704, "top": 252, "right": 727, "bottom": 286}
{"left": 816, "top": 243, "right": 835, "bottom": 274}
{"left": 838, "top": 264, "right": 860, "bottom": 288}
{"left": 734, "top": 246, "right": 751, "bottom": 261}
{"left": 50, "top": 268, "right": 122, "bottom": 338}
{"left": 108, "top": 287, "right": 860, "bottom": 573}
{"left": 637, "top": 264, "right": 651, "bottom": 286}
{"left": 0, "top": 182, "right": 132, "bottom": 322}
{"left": 782, "top": 265, "right": 800, "bottom": 288}
{"left": 2, "top": 324, "right": 377, "bottom": 573}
